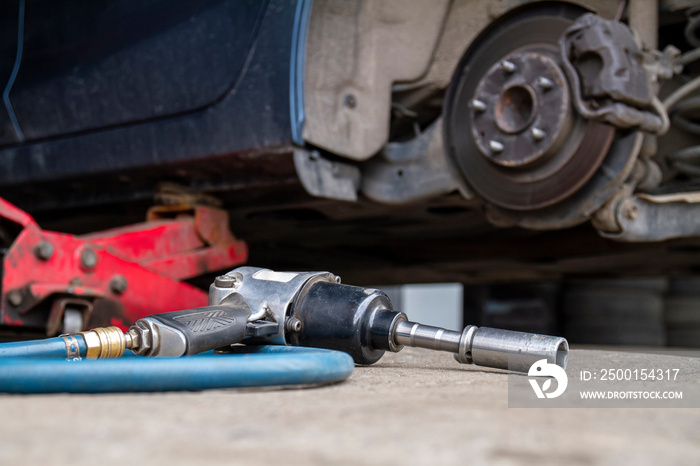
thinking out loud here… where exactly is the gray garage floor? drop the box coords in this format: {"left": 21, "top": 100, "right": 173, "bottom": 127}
{"left": 0, "top": 347, "right": 698, "bottom": 466}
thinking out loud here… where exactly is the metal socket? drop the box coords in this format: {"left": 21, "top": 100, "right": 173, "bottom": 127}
{"left": 469, "top": 327, "right": 568, "bottom": 372}
{"left": 393, "top": 321, "right": 568, "bottom": 373}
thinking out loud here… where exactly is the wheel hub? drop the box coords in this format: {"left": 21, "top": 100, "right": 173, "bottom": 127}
{"left": 472, "top": 51, "right": 570, "bottom": 168}
{"left": 443, "top": 5, "right": 638, "bottom": 226}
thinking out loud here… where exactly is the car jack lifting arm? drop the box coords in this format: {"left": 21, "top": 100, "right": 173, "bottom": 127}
{"left": 67, "top": 267, "right": 568, "bottom": 373}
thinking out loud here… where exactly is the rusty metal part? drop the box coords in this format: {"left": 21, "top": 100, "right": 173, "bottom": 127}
{"left": 488, "top": 130, "right": 643, "bottom": 230}
{"left": 563, "top": 14, "right": 652, "bottom": 107}
{"left": 594, "top": 190, "right": 700, "bottom": 241}
{"left": 560, "top": 13, "right": 669, "bottom": 134}
{"left": 445, "top": 8, "right": 618, "bottom": 213}
{"left": 471, "top": 51, "right": 572, "bottom": 168}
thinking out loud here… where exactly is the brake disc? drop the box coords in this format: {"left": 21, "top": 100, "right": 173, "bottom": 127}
{"left": 444, "top": 4, "right": 641, "bottom": 229}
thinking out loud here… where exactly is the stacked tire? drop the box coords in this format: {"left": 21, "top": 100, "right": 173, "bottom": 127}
{"left": 665, "top": 278, "right": 700, "bottom": 347}
{"left": 562, "top": 279, "right": 667, "bottom": 346}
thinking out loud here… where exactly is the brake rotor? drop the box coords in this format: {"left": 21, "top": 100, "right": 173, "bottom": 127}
{"left": 444, "top": 5, "right": 626, "bottom": 219}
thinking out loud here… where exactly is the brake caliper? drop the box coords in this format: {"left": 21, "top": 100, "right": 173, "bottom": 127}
{"left": 560, "top": 13, "right": 668, "bottom": 134}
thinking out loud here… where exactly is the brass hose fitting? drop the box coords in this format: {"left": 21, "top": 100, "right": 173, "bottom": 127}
{"left": 78, "top": 326, "right": 129, "bottom": 359}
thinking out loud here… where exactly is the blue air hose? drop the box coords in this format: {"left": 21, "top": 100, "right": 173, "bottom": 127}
{"left": 0, "top": 340, "right": 354, "bottom": 394}
{"left": 0, "top": 336, "right": 86, "bottom": 358}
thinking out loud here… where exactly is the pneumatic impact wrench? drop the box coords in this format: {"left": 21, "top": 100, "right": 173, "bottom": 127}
{"left": 78, "top": 267, "right": 568, "bottom": 372}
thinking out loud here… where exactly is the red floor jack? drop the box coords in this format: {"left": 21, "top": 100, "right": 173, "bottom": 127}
{"left": 0, "top": 197, "right": 248, "bottom": 338}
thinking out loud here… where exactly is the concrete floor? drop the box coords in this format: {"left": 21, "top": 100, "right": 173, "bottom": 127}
{"left": 0, "top": 347, "right": 698, "bottom": 466}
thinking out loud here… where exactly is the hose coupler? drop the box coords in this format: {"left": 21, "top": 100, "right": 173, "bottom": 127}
{"left": 78, "top": 326, "right": 130, "bottom": 359}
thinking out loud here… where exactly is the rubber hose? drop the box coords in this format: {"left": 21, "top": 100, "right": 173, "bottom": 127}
{"left": 0, "top": 336, "right": 86, "bottom": 358}
{"left": 0, "top": 345, "right": 354, "bottom": 394}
